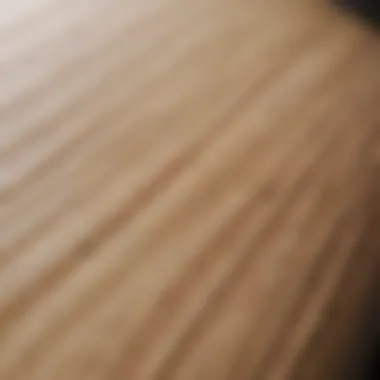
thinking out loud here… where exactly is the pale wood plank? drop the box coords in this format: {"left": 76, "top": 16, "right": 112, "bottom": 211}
{"left": 1, "top": 1, "right": 380, "bottom": 379}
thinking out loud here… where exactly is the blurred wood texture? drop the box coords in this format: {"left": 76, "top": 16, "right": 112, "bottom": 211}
{"left": 1, "top": 0, "right": 380, "bottom": 379}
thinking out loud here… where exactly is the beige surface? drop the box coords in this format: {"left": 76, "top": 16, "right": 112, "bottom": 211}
{"left": 1, "top": 0, "right": 380, "bottom": 379}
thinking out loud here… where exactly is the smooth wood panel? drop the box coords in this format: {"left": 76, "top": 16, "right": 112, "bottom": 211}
{"left": 1, "top": 0, "right": 380, "bottom": 379}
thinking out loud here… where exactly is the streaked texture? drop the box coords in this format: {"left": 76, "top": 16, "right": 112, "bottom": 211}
{"left": 1, "top": 0, "right": 380, "bottom": 379}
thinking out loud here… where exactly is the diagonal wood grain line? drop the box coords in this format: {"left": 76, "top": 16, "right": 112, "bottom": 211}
{"left": 1, "top": 0, "right": 380, "bottom": 379}
{"left": 106, "top": 36, "right": 377, "bottom": 380}
{"left": 0, "top": 26, "right": 329, "bottom": 337}
{"left": 228, "top": 50, "right": 380, "bottom": 380}
{"left": 140, "top": 76, "right": 379, "bottom": 380}
{"left": 3, "top": 10, "right": 338, "bottom": 326}
{"left": 1, "top": 11, "right": 320, "bottom": 246}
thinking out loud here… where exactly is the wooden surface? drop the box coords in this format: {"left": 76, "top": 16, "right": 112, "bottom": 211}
{"left": 1, "top": 0, "right": 380, "bottom": 379}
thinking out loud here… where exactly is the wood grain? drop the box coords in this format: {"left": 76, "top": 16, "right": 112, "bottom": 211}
{"left": 1, "top": 0, "right": 380, "bottom": 379}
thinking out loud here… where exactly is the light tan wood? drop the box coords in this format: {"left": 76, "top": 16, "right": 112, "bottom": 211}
{"left": 1, "top": 0, "right": 380, "bottom": 379}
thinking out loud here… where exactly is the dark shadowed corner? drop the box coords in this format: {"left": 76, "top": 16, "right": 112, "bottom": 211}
{"left": 335, "top": 0, "right": 380, "bottom": 27}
